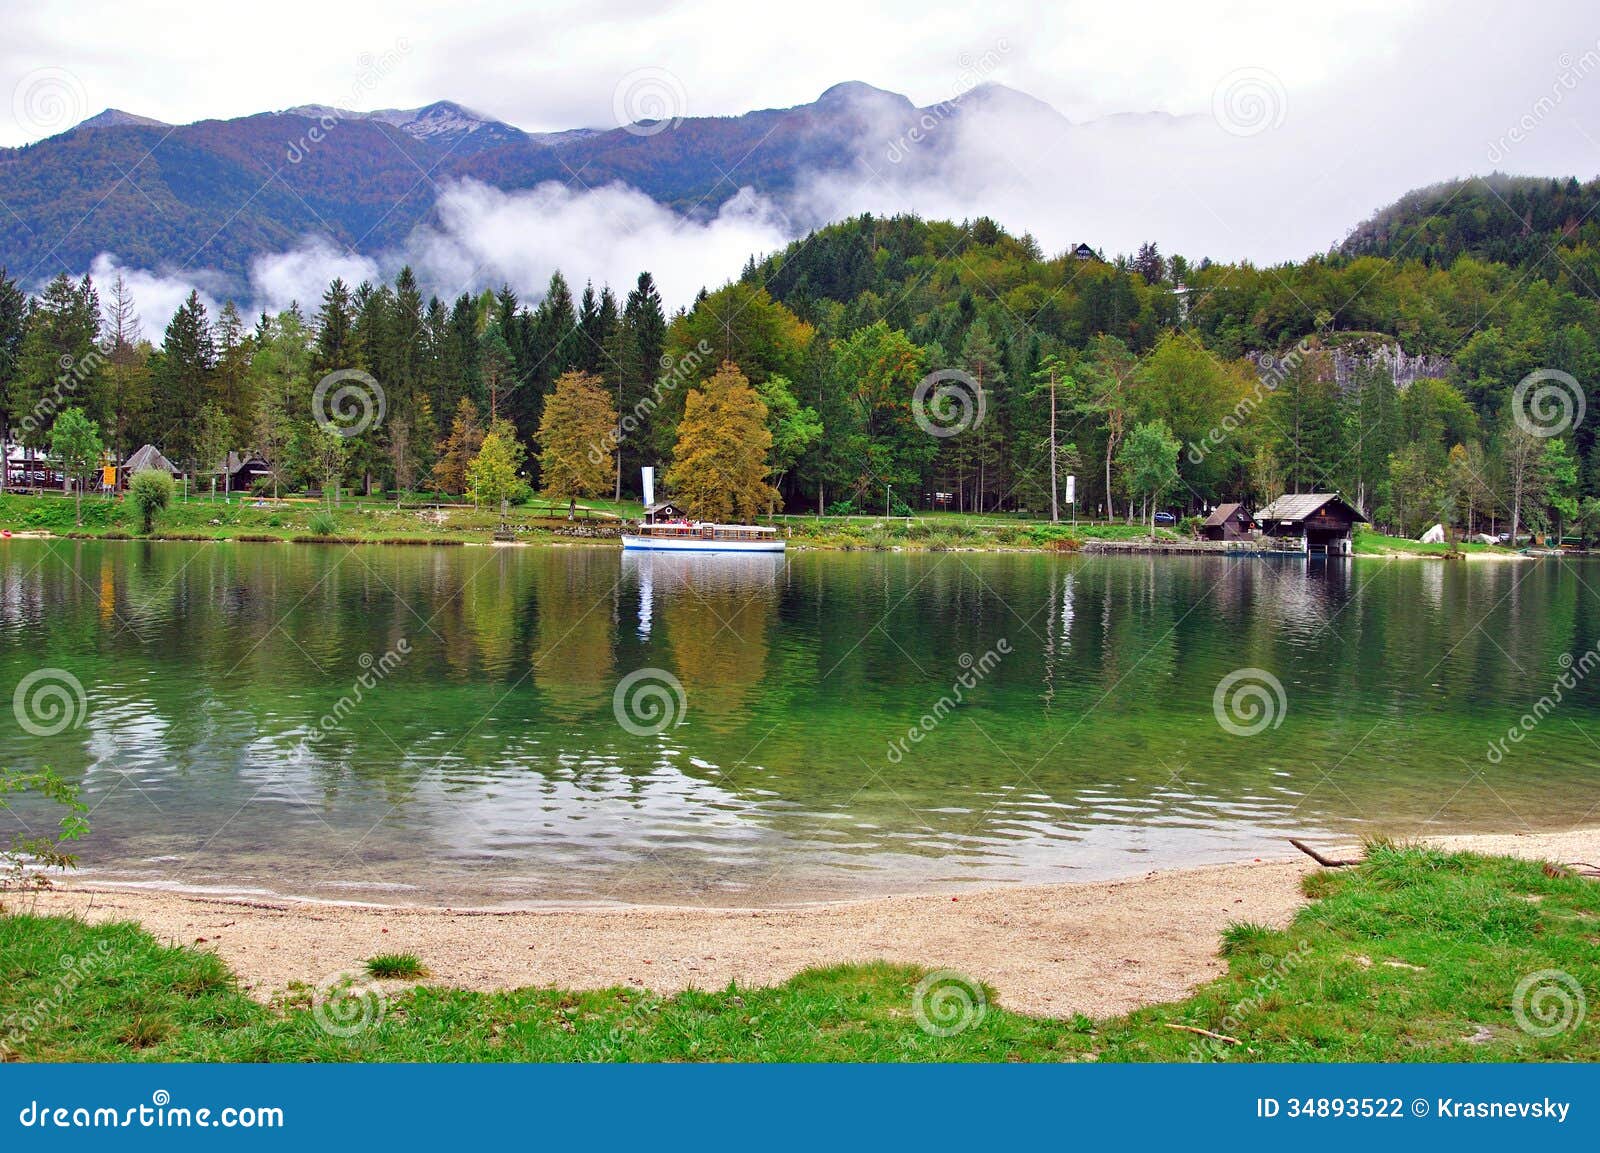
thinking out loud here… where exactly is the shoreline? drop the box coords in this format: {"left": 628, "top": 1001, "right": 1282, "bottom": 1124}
{"left": 19, "top": 826, "right": 1597, "bottom": 1018}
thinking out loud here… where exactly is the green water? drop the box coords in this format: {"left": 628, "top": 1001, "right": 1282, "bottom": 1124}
{"left": 2, "top": 540, "right": 1597, "bottom": 905}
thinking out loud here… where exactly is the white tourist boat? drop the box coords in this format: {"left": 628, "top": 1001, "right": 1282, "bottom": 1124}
{"left": 622, "top": 466, "right": 785, "bottom": 553}
{"left": 621, "top": 521, "right": 785, "bottom": 553}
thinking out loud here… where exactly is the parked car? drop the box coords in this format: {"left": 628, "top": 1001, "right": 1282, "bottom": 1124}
{"left": 1154, "top": 511, "right": 1177, "bottom": 525}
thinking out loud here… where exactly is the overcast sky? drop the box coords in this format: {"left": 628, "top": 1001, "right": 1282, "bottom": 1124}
{"left": 3, "top": 0, "right": 1595, "bottom": 144}
{"left": 5, "top": 0, "right": 1600, "bottom": 313}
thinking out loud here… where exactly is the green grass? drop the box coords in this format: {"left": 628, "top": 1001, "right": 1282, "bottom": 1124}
{"left": 2, "top": 846, "right": 1595, "bottom": 1062}
{"left": 1353, "top": 526, "right": 1521, "bottom": 557}
{"left": 365, "top": 953, "right": 427, "bottom": 979}
{"left": 1, "top": 490, "right": 1197, "bottom": 553}
{"left": 0, "top": 491, "right": 632, "bottom": 546}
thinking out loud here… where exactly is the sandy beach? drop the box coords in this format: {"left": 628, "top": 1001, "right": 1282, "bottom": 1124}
{"left": 15, "top": 827, "right": 1599, "bottom": 1018}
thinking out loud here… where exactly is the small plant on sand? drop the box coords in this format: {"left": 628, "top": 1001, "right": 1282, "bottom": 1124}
{"left": 1, "top": 768, "right": 88, "bottom": 889}
{"left": 366, "top": 953, "right": 427, "bottom": 979}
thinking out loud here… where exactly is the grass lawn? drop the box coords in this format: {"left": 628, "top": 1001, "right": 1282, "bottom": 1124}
{"left": 0, "top": 491, "right": 635, "bottom": 545}
{"left": 1353, "top": 527, "right": 1522, "bottom": 557}
{"left": 0, "top": 490, "right": 1191, "bottom": 552}
{"left": 2, "top": 846, "right": 1595, "bottom": 1062}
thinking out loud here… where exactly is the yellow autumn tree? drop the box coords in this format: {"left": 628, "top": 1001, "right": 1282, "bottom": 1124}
{"left": 536, "top": 370, "right": 618, "bottom": 518}
{"left": 665, "top": 361, "right": 779, "bottom": 522}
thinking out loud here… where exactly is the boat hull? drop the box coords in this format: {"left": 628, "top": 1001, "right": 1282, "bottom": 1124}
{"left": 622, "top": 534, "right": 785, "bottom": 553}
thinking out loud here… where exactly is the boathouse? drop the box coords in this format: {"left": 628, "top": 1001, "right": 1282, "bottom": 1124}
{"left": 1255, "top": 493, "right": 1367, "bottom": 556}
{"left": 1200, "top": 502, "right": 1256, "bottom": 541}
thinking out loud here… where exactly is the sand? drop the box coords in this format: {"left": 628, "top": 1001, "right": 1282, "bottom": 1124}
{"left": 15, "top": 827, "right": 1599, "bottom": 1018}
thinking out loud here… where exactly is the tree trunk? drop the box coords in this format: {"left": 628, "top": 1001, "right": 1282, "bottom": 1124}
{"left": 1048, "top": 371, "right": 1059, "bottom": 524}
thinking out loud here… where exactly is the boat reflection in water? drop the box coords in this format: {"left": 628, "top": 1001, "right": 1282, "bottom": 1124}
{"left": 622, "top": 548, "right": 786, "bottom": 640}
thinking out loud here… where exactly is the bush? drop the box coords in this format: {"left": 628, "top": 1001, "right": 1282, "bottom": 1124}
{"left": 128, "top": 470, "right": 175, "bottom": 534}
{"left": 826, "top": 499, "right": 858, "bottom": 516}
{"left": 307, "top": 510, "right": 339, "bottom": 536}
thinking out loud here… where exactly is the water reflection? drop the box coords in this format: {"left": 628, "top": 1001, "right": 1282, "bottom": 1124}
{"left": 2, "top": 541, "right": 1598, "bottom": 906}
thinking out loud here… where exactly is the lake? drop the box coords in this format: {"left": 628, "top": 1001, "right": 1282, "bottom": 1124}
{"left": 2, "top": 539, "right": 1597, "bottom": 906}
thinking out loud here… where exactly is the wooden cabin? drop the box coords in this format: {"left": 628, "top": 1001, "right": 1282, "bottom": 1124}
{"left": 643, "top": 500, "right": 688, "bottom": 525}
{"left": 211, "top": 452, "right": 272, "bottom": 494}
{"left": 1255, "top": 493, "right": 1367, "bottom": 556}
{"left": 119, "top": 444, "right": 181, "bottom": 490}
{"left": 1200, "top": 502, "right": 1256, "bottom": 541}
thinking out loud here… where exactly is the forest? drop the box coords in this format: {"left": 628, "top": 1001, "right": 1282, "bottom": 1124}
{"left": 4, "top": 173, "right": 1600, "bottom": 541}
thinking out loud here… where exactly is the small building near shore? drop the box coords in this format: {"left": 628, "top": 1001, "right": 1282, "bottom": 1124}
{"left": 119, "top": 444, "right": 181, "bottom": 490}
{"left": 1200, "top": 502, "right": 1257, "bottom": 541}
{"left": 1255, "top": 492, "right": 1367, "bottom": 556}
{"left": 211, "top": 452, "right": 272, "bottom": 493}
{"left": 644, "top": 500, "right": 688, "bottom": 524}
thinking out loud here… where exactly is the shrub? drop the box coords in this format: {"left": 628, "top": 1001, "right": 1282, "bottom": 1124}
{"left": 128, "top": 470, "right": 175, "bottom": 534}
{"left": 826, "top": 499, "right": 858, "bottom": 516}
{"left": 307, "top": 510, "right": 339, "bottom": 536}
{"left": 365, "top": 953, "right": 427, "bottom": 979}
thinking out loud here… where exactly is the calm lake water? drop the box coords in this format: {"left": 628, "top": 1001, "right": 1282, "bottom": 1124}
{"left": 2, "top": 540, "right": 1598, "bottom": 906}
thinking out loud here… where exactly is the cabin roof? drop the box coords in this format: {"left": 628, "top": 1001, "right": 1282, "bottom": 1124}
{"left": 1255, "top": 492, "right": 1368, "bottom": 524}
{"left": 1203, "top": 502, "right": 1250, "bottom": 527}
{"left": 212, "top": 451, "right": 268, "bottom": 474}
{"left": 123, "top": 444, "right": 178, "bottom": 474}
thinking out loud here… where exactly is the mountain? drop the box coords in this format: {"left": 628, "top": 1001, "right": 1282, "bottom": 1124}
{"left": 0, "top": 82, "right": 1076, "bottom": 286}
{"left": 74, "top": 108, "right": 170, "bottom": 130}
{"left": 1340, "top": 173, "right": 1600, "bottom": 271}
{"left": 280, "top": 100, "right": 526, "bottom": 155}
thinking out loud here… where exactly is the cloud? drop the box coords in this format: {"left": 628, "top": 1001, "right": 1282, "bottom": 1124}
{"left": 249, "top": 239, "right": 381, "bottom": 315}
{"left": 407, "top": 178, "right": 791, "bottom": 312}
{"left": 87, "top": 255, "right": 226, "bottom": 341}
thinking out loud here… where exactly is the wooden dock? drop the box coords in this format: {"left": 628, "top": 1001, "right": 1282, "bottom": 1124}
{"left": 1081, "top": 538, "right": 1306, "bottom": 557}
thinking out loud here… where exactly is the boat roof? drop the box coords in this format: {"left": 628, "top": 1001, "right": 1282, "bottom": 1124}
{"left": 639, "top": 522, "right": 778, "bottom": 533}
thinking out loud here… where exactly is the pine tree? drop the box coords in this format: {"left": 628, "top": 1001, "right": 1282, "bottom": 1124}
{"left": 212, "top": 302, "right": 255, "bottom": 448}
{"left": 148, "top": 290, "right": 214, "bottom": 465}
{"left": 14, "top": 273, "right": 102, "bottom": 447}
